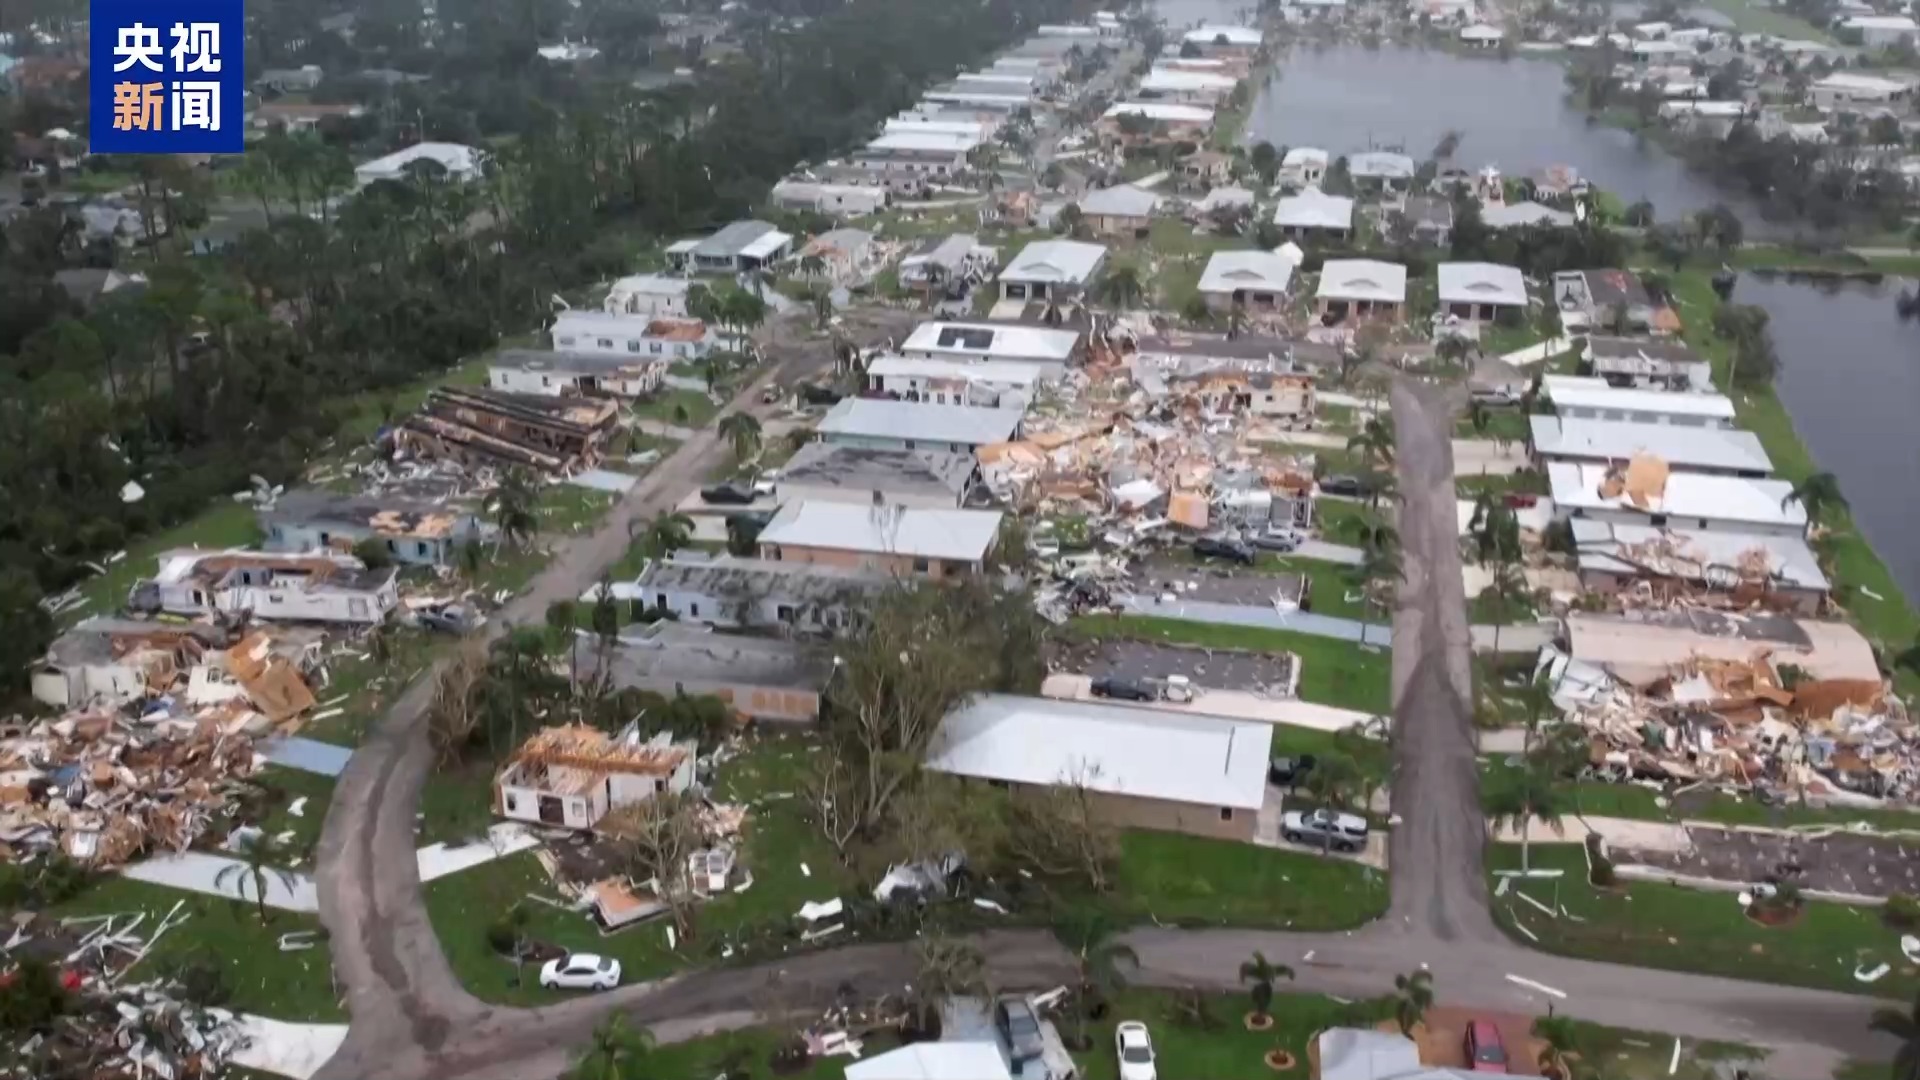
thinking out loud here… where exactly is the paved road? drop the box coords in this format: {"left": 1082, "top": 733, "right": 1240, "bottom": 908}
{"left": 310, "top": 370, "right": 1901, "bottom": 1080}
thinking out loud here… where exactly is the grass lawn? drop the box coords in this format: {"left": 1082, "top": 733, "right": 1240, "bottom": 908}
{"left": 1317, "top": 402, "right": 1358, "bottom": 433}
{"left": 1281, "top": 557, "right": 1367, "bottom": 621}
{"left": 250, "top": 766, "right": 339, "bottom": 865}
{"left": 426, "top": 736, "right": 854, "bottom": 1005}
{"left": 1456, "top": 470, "right": 1548, "bottom": 497}
{"left": 1664, "top": 269, "right": 1918, "bottom": 695}
{"left": 1467, "top": 587, "right": 1538, "bottom": 626}
{"left": 537, "top": 484, "right": 618, "bottom": 535}
{"left": 1453, "top": 407, "right": 1530, "bottom": 443}
{"left": 1697, "top": 0, "right": 1832, "bottom": 41}
{"left": 1487, "top": 843, "right": 1918, "bottom": 1000}
{"left": 632, "top": 389, "right": 721, "bottom": 427}
{"left": 53, "top": 876, "right": 342, "bottom": 1020}
{"left": 1727, "top": 247, "right": 1920, "bottom": 277}
{"left": 68, "top": 501, "right": 262, "bottom": 626}
{"left": 303, "top": 626, "right": 442, "bottom": 746}
{"left": 1108, "top": 831, "right": 1387, "bottom": 931}
{"left": 1059, "top": 615, "right": 1392, "bottom": 715}
{"left": 1478, "top": 757, "right": 1920, "bottom": 833}
{"left": 1313, "top": 497, "right": 1374, "bottom": 541}
{"left": 1477, "top": 323, "right": 1547, "bottom": 358}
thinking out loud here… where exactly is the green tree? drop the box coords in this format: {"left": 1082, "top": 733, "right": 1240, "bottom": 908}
{"left": 1869, "top": 991, "right": 1920, "bottom": 1080}
{"left": 490, "top": 468, "right": 540, "bottom": 552}
{"left": 1485, "top": 763, "right": 1566, "bottom": 872}
{"left": 1238, "top": 951, "right": 1294, "bottom": 1024}
{"left": 1394, "top": 970, "right": 1434, "bottom": 1037}
{"left": 1302, "top": 749, "right": 1364, "bottom": 815}
{"left": 546, "top": 599, "right": 578, "bottom": 688}
{"left": 718, "top": 411, "right": 763, "bottom": 462}
{"left": 636, "top": 511, "right": 694, "bottom": 559}
{"left": 1531, "top": 1014, "right": 1579, "bottom": 1078}
{"left": 567, "top": 1015, "right": 657, "bottom": 1080}
{"left": 1095, "top": 262, "right": 1145, "bottom": 310}
{"left": 1346, "top": 416, "right": 1395, "bottom": 472}
{"left": 909, "top": 936, "right": 991, "bottom": 1038}
{"left": 1782, "top": 471, "right": 1847, "bottom": 526}
{"left": 214, "top": 831, "right": 302, "bottom": 924}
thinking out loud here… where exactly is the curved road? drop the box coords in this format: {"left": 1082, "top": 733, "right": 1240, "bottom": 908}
{"left": 311, "top": 374, "right": 1897, "bottom": 1080}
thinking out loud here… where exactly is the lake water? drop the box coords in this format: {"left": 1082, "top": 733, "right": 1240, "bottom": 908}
{"left": 1242, "top": 44, "right": 1751, "bottom": 222}
{"left": 1740, "top": 276, "right": 1920, "bottom": 606}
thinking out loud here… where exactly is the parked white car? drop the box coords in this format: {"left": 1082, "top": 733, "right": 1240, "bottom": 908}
{"left": 539, "top": 952, "right": 622, "bottom": 991}
{"left": 1115, "top": 1020, "right": 1157, "bottom": 1080}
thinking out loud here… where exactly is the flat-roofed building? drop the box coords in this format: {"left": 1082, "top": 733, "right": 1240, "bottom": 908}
{"left": 815, "top": 398, "right": 1025, "bottom": 455}
{"left": 901, "top": 320, "right": 1082, "bottom": 372}
{"left": 1543, "top": 375, "right": 1735, "bottom": 428}
{"left": 758, "top": 501, "right": 1004, "bottom": 579}
{"left": 778, "top": 442, "right": 978, "bottom": 508}
{"left": 1547, "top": 461, "right": 1807, "bottom": 537}
{"left": 1570, "top": 519, "right": 1829, "bottom": 615}
{"left": 864, "top": 354, "right": 1048, "bottom": 409}
{"left": 1530, "top": 416, "right": 1773, "bottom": 477}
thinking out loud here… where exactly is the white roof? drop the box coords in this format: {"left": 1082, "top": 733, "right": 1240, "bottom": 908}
{"left": 1003, "top": 239, "right": 1107, "bottom": 284}
{"left": 607, "top": 273, "right": 690, "bottom": 298}
{"left": 866, "top": 354, "right": 1048, "bottom": 388}
{"left": 1317, "top": 259, "right": 1407, "bottom": 304}
{"left": 1844, "top": 15, "right": 1918, "bottom": 29}
{"left": 1437, "top": 262, "right": 1527, "bottom": 307}
{"left": 1543, "top": 375, "right": 1736, "bottom": 422}
{"left": 1141, "top": 68, "right": 1238, "bottom": 93}
{"left": 758, "top": 501, "right": 1005, "bottom": 562}
{"left": 817, "top": 397, "right": 1025, "bottom": 446}
{"left": 1103, "top": 101, "right": 1216, "bottom": 123}
{"left": 845, "top": 1043, "right": 1012, "bottom": 1080}
{"left": 1282, "top": 146, "right": 1329, "bottom": 168}
{"left": 957, "top": 71, "right": 1035, "bottom": 88}
{"left": 1460, "top": 23, "right": 1505, "bottom": 40}
{"left": 1184, "top": 24, "right": 1264, "bottom": 45}
{"left": 1547, "top": 462, "right": 1807, "bottom": 529}
{"left": 1570, "top": 519, "right": 1828, "bottom": 592}
{"left": 739, "top": 230, "right": 793, "bottom": 260}
{"left": 884, "top": 118, "right": 991, "bottom": 137}
{"left": 1481, "top": 200, "right": 1575, "bottom": 229}
{"left": 1349, "top": 151, "right": 1415, "bottom": 179}
{"left": 1530, "top": 416, "right": 1774, "bottom": 474}
{"left": 902, "top": 321, "right": 1081, "bottom": 362}
{"left": 926, "top": 694, "right": 1274, "bottom": 810}
{"left": 552, "top": 310, "right": 688, "bottom": 339}
{"left": 1079, "top": 184, "right": 1161, "bottom": 217}
{"left": 923, "top": 90, "right": 1030, "bottom": 106}
{"left": 1198, "top": 250, "right": 1297, "bottom": 295}
{"left": 867, "top": 129, "right": 980, "bottom": 154}
{"left": 1273, "top": 188, "right": 1354, "bottom": 230}
{"left": 355, "top": 141, "right": 481, "bottom": 180}
{"left": 1814, "top": 72, "right": 1909, "bottom": 95}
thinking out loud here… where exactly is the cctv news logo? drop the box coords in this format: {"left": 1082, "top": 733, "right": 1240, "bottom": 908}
{"left": 89, "top": 0, "right": 245, "bottom": 154}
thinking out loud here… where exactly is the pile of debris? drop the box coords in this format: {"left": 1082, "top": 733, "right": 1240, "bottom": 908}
{"left": 1540, "top": 644, "right": 1919, "bottom": 809}
{"left": 0, "top": 709, "right": 261, "bottom": 867}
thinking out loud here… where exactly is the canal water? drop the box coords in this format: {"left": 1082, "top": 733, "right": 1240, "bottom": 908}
{"left": 1240, "top": 44, "right": 1750, "bottom": 221}
{"left": 1740, "top": 276, "right": 1920, "bottom": 606}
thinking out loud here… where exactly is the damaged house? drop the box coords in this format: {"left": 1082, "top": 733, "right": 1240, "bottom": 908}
{"left": 1547, "top": 460, "right": 1807, "bottom": 538}
{"left": 1164, "top": 366, "right": 1317, "bottom": 422}
{"left": 815, "top": 398, "right": 1025, "bottom": 456}
{"left": 777, "top": 442, "right": 979, "bottom": 509}
{"left": 862, "top": 354, "right": 1049, "bottom": 409}
{"left": 898, "top": 233, "right": 998, "bottom": 291}
{"left": 1585, "top": 335, "right": 1709, "bottom": 390}
{"left": 590, "top": 622, "right": 837, "bottom": 723}
{"left": 261, "top": 488, "right": 490, "bottom": 566}
{"left": 1552, "top": 268, "right": 1663, "bottom": 333}
{"left": 32, "top": 619, "right": 224, "bottom": 710}
{"left": 631, "top": 550, "right": 892, "bottom": 633}
{"left": 495, "top": 723, "right": 697, "bottom": 830}
{"left": 1570, "top": 519, "right": 1830, "bottom": 615}
{"left": 1564, "top": 609, "right": 1884, "bottom": 686}
{"left": 396, "top": 386, "right": 620, "bottom": 474}
{"left": 128, "top": 549, "right": 400, "bottom": 626}
{"left": 487, "top": 348, "right": 668, "bottom": 400}
{"left": 900, "top": 321, "right": 1083, "bottom": 376}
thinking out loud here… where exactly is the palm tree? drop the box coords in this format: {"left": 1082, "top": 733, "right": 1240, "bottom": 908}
{"left": 1435, "top": 334, "right": 1472, "bottom": 368}
{"left": 214, "top": 831, "right": 301, "bottom": 924}
{"left": 1096, "top": 263, "right": 1145, "bottom": 311}
{"left": 1393, "top": 970, "right": 1435, "bottom": 1037}
{"left": 1782, "top": 471, "right": 1848, "bottom": 526}
{"left": 638, "top": 511, "right": 694, "bottom": 560}
{"left": 1346, "top": 416, "right": 1395, "bottom": 472}
{"left": 1238, "top": 951, "right": 1294, "bottom": 1024}
{"left": 568, "top": 1015, "right": 656, "bottom": 1080}
{"left": 797, "top": 253, "right": 827, "bottom": 278}
{"left": 1531, "top": 1015, "right": 1579, "bottom": 1078}
{"left": 685, "top": 284, "right": 722, "bottom": 325}
{"left": 1465, "top": 398, "right": 1491, "bottom": 438}
{"left": 1302, "top": 750, "right": 1363, "bottom": 818}
{"left": 1354, "top": 541, "right": 1402, "bottom": 649}
{"left": 1482, "top": 560, "right": 1530, "bottom": 653}
{"left": 1869, "top": 991, "right": 1920, "bottom": 1080}
{"left": 718, "top": 412, "right": 763, "bottom": 463}
{"left": 490, "top": 468, "right": 540, "bottom": 552}
{"left": 1485, "top": 763, "right": 1566, "bottom": 872}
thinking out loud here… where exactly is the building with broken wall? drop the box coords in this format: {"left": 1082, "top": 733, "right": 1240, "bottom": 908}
{"left": 1547, "top": 460, "right": 1808, "bottom": 538}
{"left": 588, "top": 622, "right": 837, "bottom": 723}
{"left": 395, "top": 386, "right": 620, "bottom": 475}
{"left": 260, "top": 488, "right": 491, "bottom": 567}
{"left": 129, "top": 549, "right": 401, "bottom": 626}
{"left": 1570, "top": 518, "right": 1830, "bottom": 615}
{"left": 631, "top": 551, "right": 894, "bottom": 634}
{"left": 494, "top": 723, "right": 697, "bottom": 830}
{"left": 32, "top": 620, "right": 225, "bottom": 710}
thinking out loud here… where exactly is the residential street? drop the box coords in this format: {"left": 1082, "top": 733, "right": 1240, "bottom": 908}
{"left": 309, "top": 373, "right": 1902, "bottom": 1080}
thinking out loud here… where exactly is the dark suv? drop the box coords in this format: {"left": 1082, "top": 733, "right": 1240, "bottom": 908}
{"left": 1191, "top": 537, "right": 1255, "bottom": 565}
{"left": 1091, "top": 676, "right": 1156, "bottom": 702}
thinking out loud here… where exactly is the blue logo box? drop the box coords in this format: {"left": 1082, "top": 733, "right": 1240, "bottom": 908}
{"left": 89, "top": 0, "right": 245, "bottom": 154}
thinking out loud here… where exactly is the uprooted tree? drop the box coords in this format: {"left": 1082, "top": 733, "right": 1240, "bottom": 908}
{"left": 811, "top": 581, "right": 1044, "bottom": 855}
{"left": 1001, "top": 765, "right": 1121, "bottom": 893}
{"left": 605, "top": 792, "right": 708, "bottom": 939}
